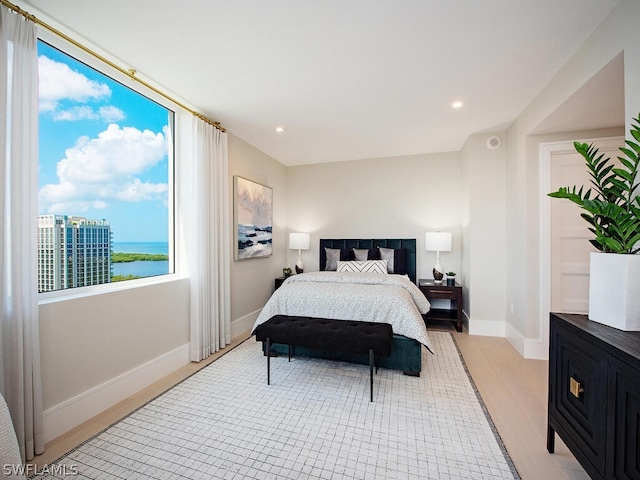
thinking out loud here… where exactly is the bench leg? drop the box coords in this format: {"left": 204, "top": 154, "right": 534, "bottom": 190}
{"left": 288, "top": 344, "right": 292, "bottom": 362}
{"left": 369, "top": 349, "right": 374, "bottom": 402}
{"left": 266, "top": 337, "right": 271, "bottom": 385}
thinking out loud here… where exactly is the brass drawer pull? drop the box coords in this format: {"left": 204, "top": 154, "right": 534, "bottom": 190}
{"left": 570, "top": 377, "right": 584, "bottom": 398}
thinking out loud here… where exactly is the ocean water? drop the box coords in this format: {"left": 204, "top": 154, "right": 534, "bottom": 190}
{"left": 111, "top": 242, "right": 170, "bottom": 278}
{"left": 112, "top": 242, "right": 169, "bottom": 255}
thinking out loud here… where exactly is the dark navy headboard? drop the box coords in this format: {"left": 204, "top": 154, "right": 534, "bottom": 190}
{"left": 319, "top": 238, "right": 417, "bottom": 284}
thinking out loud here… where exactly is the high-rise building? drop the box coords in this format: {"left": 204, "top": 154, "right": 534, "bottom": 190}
{"left": 38, "top": 215, "right": 112, "bottom": 292}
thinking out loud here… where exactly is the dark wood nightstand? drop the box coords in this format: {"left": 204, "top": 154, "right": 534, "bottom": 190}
{"left": 417, "top": 279, "right": 463, "bottom": 332}
{"left": 274, "top": 276, "right": 287, "bottom": 291}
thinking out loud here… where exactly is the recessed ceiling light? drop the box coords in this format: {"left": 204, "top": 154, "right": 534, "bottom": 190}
{"left": 275, "top": 126, "right": 285, "bottom": 133}
{"left": 452, "top": 101, "right": 463, "bottom": 109}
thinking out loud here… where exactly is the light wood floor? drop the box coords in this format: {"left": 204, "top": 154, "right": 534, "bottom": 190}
{"left": 28, "top": 327, "right": 589, "bottom": 480}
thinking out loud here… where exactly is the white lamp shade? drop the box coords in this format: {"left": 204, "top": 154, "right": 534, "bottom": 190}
{"left": 425, "top": 231, "right": 452, "bottom": 252}
{"left": 289, "top": 232, "right": 310, "bottom": 250}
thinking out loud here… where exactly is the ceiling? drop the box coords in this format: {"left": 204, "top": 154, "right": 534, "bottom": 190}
{"left": 21, "top": 0, "right": 622, "bottom": 166}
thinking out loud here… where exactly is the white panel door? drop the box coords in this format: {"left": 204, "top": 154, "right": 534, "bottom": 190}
{"left": 549, "top": 138, "right": 623, "bottom": 313}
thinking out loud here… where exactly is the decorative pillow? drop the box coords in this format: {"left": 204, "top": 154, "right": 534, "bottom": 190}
{"left": 336, "top": 260, "right": 388, "bottom": 274}
{"left": 352, "top": 248, "right": 370, "bottom": 261}
{"left": 325, "top": 248, "right": 342, "bottom": 271}
{"left": 378, "top": 247, "right": 406, "bottom": 274}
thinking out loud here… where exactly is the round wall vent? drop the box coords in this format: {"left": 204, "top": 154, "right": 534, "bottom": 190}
{"left": 486, "top": 135, "right": 502, "bottom": 150}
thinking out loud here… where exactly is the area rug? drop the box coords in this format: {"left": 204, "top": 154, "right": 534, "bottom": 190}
{"left": 31, "top": 332, "right": 519, "bottom": 479}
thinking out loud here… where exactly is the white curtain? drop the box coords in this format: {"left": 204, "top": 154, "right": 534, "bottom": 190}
{"left": 180, "top": 113, "right": 231, "bottom": 361}
{"left": 0, "top": 5, "right": 45, "bottom": 461}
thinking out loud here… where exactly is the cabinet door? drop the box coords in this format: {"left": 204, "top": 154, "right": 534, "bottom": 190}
{"left": 608, "top": 357, "right": 640, "bottom": 479}
{"left": 550, "top": 321, "right": 608, "bottom": 477}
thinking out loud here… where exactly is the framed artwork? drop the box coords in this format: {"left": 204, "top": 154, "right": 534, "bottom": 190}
{"left": 234, "top": 176, "right": 273, "bottom": 260}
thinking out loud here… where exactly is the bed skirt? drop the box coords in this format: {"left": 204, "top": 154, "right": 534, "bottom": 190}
{"left": 260, "top": 334, "right": 422, "bottom": 376}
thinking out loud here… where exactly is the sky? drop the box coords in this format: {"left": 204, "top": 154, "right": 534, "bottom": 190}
{"left": 37, "top": 40, "right": 171, "bottom": 243}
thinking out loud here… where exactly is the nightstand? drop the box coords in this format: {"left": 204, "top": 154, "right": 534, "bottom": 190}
{"left": 417, "top": 279, "right": 463, "bottom": 332}
{"left": 274, "top": 276, "right": 287, "bottom": 291}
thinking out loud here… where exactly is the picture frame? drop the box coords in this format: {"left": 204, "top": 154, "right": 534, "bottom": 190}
{"left": 234, "top": 176, "right": 273, "bottom": 260}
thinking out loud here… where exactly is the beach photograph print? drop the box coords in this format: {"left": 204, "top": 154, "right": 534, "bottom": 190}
{"left": 234, "top": 176, "right": 273, "bottom": 260}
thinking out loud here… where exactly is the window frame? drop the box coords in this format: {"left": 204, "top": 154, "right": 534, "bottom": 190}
{"left": 36, "top": 28, "right": 179, "bottom": 302}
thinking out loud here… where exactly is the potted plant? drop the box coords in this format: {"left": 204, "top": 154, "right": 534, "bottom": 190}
{"left": 548, "top": 114, "right": 640, "bottom": 330}
{"left": 282, "top": 267, "right": 292, "bottom": 278}
{"left": 446, "top": 272, "right": 456, "bottom": 286}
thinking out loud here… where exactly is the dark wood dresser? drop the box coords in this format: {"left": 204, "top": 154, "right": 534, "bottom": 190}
{"left": 548, "top": 312, "right": 640, "bottom": 480}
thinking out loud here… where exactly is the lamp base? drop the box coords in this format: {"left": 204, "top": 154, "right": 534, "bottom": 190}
{"left": 433, "top": 266, "right": 444, "bottom": 284}
{"left": 295, "top": 259, "right": 304, "bottom": 274}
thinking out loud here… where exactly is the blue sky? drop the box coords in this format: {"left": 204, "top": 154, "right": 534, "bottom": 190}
{"left": 38, "top": 41, "right": 171, "bottom": 242}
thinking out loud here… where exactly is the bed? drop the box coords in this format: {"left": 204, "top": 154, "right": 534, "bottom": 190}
{"left": 252, "top": 238, "right": 431, "bottom": 375}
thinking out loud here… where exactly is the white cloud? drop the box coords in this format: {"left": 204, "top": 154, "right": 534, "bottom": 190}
{"left": 98, "top": 106, "right": 125, "bottom": 122}
{"left": 39, "top": 55, "right": 111, "bottom": 113}
{"left": 51, "top": 105, "right": 126, "bottom": 123}
{"left": 40, "top": 124, "right": 169, "bottom": 213}
{"left": 53, "top": 106, "right": 98, "bottom": 121}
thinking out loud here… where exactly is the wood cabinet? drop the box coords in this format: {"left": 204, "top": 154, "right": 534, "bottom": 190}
{"left": 417, "top": 280, "right": 463, "bottom": 332}
{"left": 548, "top": 312, "right": 640, "bottom": 479}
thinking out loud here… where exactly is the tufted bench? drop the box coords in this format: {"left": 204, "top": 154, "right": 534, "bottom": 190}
{"left": 254, "top": 315, "right": 393, "bottom": 402}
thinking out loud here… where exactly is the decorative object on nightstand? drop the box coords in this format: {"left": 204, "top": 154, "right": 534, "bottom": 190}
{"left": 446, "top": 272, "right": 456, "bottom": 286}
{"left": 418, "top": 279, "right": 463, "bottom": 332}
{"left": 289, "top": 232, "right": 310, "bottom": 274}
{"left": 282, "top": 267, "right": 292, "bottom": 278}
{"left": 425, "top": 231, "right": 452, "bottom": 284}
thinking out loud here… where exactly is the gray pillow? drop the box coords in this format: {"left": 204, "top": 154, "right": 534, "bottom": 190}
{"left": 325, "top": 248, "right": 342, "bottom": 271}
{"left": 379, "top": 247, "right": 406, "bottom": 274}
{"left": 352, "top": 248, "right": 369, "bottom": 261}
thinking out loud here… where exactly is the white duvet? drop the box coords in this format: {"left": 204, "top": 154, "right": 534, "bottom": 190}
{"left": 252, "top": 271, "right": 432, "bottom": 351}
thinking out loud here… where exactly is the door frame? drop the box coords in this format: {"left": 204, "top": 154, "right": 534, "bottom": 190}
{"left": 539, "top": 136, "right": 623, "bottom": 355}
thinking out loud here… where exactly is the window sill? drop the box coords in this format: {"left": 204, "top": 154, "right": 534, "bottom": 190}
{"left": 38, "top": 273, "right": 188, "bottom": 305}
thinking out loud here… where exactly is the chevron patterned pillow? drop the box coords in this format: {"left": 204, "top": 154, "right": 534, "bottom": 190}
{"left": 336, "top": 260, "right": 388, "bottom": 274}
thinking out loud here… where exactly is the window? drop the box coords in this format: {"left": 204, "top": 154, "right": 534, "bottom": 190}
{"left": 37, "top": 40, "right": 174, "bottom": 293}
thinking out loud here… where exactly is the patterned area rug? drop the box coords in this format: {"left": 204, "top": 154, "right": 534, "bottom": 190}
{"left": 32, "top": 332, "right": 519, "bottom": 479}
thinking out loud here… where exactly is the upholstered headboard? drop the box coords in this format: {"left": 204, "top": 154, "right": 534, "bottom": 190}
{"left": 319, "top": 238, "right": 417, "bottom": 284}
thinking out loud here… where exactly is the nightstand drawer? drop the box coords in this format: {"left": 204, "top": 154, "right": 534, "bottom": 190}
{"left": 422, "top": 288, "right": 457, "bottom": 300}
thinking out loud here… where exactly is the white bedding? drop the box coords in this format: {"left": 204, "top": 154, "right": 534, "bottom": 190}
{"left": 252, "top": 271, "right": 432, "bottom": 351}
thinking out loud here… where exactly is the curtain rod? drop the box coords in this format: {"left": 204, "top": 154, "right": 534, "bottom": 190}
{"left": 1, "top": 0, "right": 225, "bottom": 132}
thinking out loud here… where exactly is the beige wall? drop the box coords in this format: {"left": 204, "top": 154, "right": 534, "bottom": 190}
{"left": 505, "top": 0, "right": 638, "bottom": 357}
{"left": 39, "top": 278, "right": 190, "bottom": 440}
{"left": 228, "top": 134, "right": 288, "bottom": 334}
{"left": 285, "top": 152, "right": 462, "bottom": 280}
{"left": 460, "top": 133, "right": 508, "bottom": 335}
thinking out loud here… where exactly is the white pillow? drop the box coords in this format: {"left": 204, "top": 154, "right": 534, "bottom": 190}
{"left": 336, "top": 260, "right": 388, "bottom": 274}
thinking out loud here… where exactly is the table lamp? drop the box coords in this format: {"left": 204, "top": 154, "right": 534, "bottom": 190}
{"left": 289, "top": 233, "right": 310, "bottom": 273}
{"left": 425, "top": 231, "right": 452, "bottom": 284}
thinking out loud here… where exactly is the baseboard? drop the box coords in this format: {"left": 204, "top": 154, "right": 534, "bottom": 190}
{"left": 43, "top": 343, "right": 190, "bottom": 443}
{"left": 468, "top": 318, "right": 506, "bottom": 337}
{"left": 231, "top": 308, "right": 260, "bottom": 339}
{"left": 505, "top": 322, "right": 548, "bottom": 360}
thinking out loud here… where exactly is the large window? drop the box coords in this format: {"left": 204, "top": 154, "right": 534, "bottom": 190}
{"left": 37, "top": 40, "right": 174, "bottom": 293}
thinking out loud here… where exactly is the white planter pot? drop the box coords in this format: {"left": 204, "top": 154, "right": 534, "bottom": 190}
{"left": 589, "top": 252, "right": 640, "bottom": 330}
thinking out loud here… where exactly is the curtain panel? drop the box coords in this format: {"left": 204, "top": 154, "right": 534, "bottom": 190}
{"left": 178, "top": 112, "right": 231, "bottom": 361}
{"left": 0, "top": 5, "right": 45, "bottom": 461}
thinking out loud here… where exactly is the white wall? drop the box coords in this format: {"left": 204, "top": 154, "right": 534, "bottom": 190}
{"left": 285, "top": 152, "right": 462, "bottom": 281}
{"left": 505, "top": 0, "right": 639, "bottom": 358}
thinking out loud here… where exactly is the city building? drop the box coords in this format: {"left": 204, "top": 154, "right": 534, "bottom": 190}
{"left": 37, "top": 215, "right": 112, "bottom": 292}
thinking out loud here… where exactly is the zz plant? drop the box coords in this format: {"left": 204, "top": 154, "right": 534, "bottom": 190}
{"left": 548, "top": 114, "right": 640, "bottom": 255}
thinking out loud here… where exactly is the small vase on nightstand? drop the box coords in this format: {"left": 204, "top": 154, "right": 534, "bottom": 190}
{"left": 446, "top": 272, "right": 456, "bottom": 286}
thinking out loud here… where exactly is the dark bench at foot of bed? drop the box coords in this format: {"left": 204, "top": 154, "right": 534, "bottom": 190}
{"left": 254, "top": 315, "right": 393, "bottom": 402}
